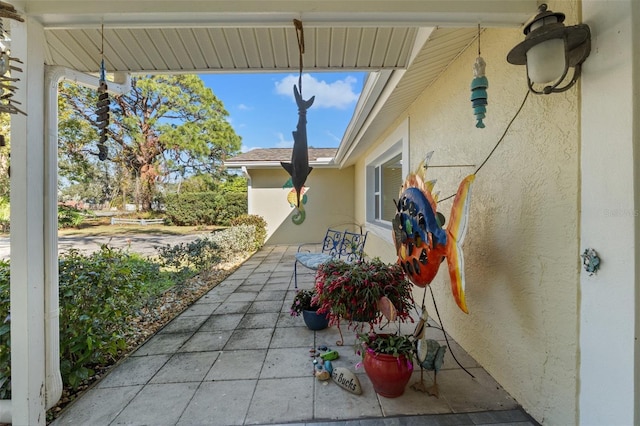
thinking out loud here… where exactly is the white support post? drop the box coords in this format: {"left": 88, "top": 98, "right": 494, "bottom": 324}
{"left": 580, "top": 0, "right": 639, "bottom": 424}
{"left": 9, "top": 17, "right": 48, "bottom": 426}
{"left": 43, "top": 66, "right": 64, "bottom": 413}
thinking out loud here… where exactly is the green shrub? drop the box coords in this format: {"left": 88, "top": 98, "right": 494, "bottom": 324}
{"left": 216, "top": 192, "right": 248, "bottom": 225}
{"left": 229, "top": 214, "right": 267, "bottom": 248}
{"left": 155, "top": 237, "right": 221, "bottom": 281}
{"left": 58, "top": 205, "right": 94, "bottom": 229}
{"left": 0, "top": 221, "right": 261, "bottom": 397}
{"left": 209, "top": 224, "right": 260, "bottom": 258}
{"left": 156, "top": 223, "right": 260, "bottom": 273}
{"left": 164, "top": 192, "right": 247, "bottom": 226}
{"left": 0, "top": 248, "right": 175, "bottom": 396}
{"left": 57, "top": 246, "right": 161, "bottom": 389}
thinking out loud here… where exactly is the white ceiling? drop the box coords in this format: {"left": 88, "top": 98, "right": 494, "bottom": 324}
{"left": 15, "top": 0, "right": 535, "bottom": 74}
{"left": 44, "top": 25, "right": 419, "bottom": 73}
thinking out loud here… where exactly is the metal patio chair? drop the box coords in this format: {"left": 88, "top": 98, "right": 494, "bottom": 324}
{"left": 293, "top": 226, "right": 368, "bottom": 288}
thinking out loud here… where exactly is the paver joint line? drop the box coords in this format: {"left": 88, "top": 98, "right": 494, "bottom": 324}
{"left": 51, "top": 245, "right": 526, "bottom": 426}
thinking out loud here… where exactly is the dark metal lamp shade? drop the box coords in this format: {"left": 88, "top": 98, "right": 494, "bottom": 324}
{"left": 507, "top": 4, "right": 591, "bottom": 95}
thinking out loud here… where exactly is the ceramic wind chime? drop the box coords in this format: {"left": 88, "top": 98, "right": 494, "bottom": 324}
{"left": 470, "top": 25, "right": 488, "bottom": 128}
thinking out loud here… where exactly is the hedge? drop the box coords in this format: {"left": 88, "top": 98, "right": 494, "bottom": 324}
{"left": 164, "top": 191, "right": 247, "bottom": 226}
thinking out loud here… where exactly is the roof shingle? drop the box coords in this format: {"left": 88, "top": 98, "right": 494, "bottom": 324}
{"left": 226, "top": 148, "right": 337, "bottom": 163}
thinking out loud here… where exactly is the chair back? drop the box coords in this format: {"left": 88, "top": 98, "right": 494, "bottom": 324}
{"left": 321, "top": 229, "right": 344, "bottom": 257}
{"left": 339, "top": 230, "right": 368, "bottom": 263}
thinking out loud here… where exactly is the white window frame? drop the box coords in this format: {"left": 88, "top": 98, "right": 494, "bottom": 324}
{"left": 365, "top": 119, "right": 409, "bottom": 243}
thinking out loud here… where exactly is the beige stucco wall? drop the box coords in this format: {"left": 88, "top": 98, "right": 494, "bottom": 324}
{"left": 354, "top": 10, "right": 580, "bottom": 425}
{"left": 248, "top": 166, "right": 357, "bottom": 244}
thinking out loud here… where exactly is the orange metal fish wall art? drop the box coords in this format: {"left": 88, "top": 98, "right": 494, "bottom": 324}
{"left": 393, "top": 153, "right": 475, "bottom": 313}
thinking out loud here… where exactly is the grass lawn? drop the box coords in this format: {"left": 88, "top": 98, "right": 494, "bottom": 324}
{"left": 58, "top": 217, "right": 224, "bottom": 237}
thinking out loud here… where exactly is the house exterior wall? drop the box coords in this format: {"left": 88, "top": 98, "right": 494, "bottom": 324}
{"left": 247, "top": 166, "right": 356, "bottom": 245}
{"left": 355, "top": 7, "right": 582, "bottom": 424}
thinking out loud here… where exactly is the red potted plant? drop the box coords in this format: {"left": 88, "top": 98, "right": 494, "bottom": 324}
{"left": 313, "top": 258, "right": 414, "bottom": 334}
{"left": 357, "top": 332, "right": 415, "bottom": 398}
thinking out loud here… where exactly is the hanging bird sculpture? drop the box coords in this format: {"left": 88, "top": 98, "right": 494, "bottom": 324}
{"left": 280, "top": 84, "right": 314, "bottom": 209}
{"left": 393, "top": 152, "right": 475, "bottom": 313}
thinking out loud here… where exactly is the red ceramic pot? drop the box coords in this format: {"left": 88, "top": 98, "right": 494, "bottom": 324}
{"left": 362, "top": 348, "right": 413, "bottom": 398}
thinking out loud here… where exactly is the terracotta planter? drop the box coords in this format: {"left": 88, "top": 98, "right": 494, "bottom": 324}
{"left": 302, "top": 309, "right": 329, "bottom": 330}
{"left": 363, "top": 348, "right": 413, "bottom": 398}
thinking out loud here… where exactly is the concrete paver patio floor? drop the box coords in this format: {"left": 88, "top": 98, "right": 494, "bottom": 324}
{"left": 52, "top": 245, "right": 538, "bottom": 426}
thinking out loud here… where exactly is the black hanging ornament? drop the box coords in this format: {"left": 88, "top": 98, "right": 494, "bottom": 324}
{"left": 95, "top": 24, "right": 109, "bottom": 161}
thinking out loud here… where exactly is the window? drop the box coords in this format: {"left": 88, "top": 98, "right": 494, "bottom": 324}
{"left": 365, "top": 120, "right": 409, "bottom": 237}
{"left": 374, "top": 154, "right": 402, "bottom": 221}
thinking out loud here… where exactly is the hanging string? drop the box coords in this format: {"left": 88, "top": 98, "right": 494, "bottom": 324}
{"left": 100, "top": 22, "right": 106, "bottom": 82}
{"left": 415, "top": 284, "right": 474, "bottom": 377}
{"left": 101, "top": 22, "right": 104, "bottom": 56}
{"left": 477, "top": 23, "right": 481, "bottom": 56}
{"left": 474, "top": 90, "right": 529, "bottom": 175}
{"left": 439, "top": 89, "right": 530, "bottom": 203}
{"left": 294, "top": 19, "right": 304, "bottom": 95}
{"left": 428, "top": 286, "right": 475, "bottom": 378}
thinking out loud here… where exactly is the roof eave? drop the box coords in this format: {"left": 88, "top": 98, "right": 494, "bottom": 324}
{"left": 225, "top": 159, "right": 338, "bottom": 169}
{"left": 336, "top": 26, "right": 435, "bottom": 167}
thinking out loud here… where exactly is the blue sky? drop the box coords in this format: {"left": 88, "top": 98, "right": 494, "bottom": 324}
{"left": 199, "top": 72, "right": 366, "bottom": 152}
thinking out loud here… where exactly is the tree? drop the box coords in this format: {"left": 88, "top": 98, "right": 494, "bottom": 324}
{"left": 218, "top": 175, "right": 248, "bottom": 194}
{"left": 177, "top": 173, "right": 247, "bottom": 194}
{"left": 59, "top": 75, "right": 242, "bottom": 211}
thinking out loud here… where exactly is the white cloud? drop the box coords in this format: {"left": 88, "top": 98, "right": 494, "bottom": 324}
{"left": 275, "top": 132, "right": 293, "bottom": 148}
{"left": 240, "top": 145, "right": 259, "bottom": 153}
{"left": 237, "top": 103, "right": 252, "bottom": 111}
{"left": 325, "top": 130, "right": 342, "bottom": 144}
{"left": 274, "top": 74, "right": 360, "bottom": 109}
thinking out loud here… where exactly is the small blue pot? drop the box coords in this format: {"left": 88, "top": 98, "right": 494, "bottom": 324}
{"left": 302, "top": 309, "right": 329, "bottom": 330}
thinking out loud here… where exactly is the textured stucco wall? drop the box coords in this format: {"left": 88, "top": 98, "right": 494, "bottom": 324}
{"left": 248, "top": 167, "right": 356, "bottom": 245}
{"left": 355, "top": 13, "right": 581, "bottom": 425}
{"left": 410, "top": 26, "right": 580, "bottom": 425}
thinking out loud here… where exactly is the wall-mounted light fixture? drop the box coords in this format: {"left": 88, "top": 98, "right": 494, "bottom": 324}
{"left": 507, "top": 3, "right": 591, "bottom": 95}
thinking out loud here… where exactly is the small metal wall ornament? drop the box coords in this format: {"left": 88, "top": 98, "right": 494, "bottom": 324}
{"left": 581, "top": 248, "right": 600, "bottom": 276}
{"left": 282, "top": 177, "right": 307, "bottom": 225}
